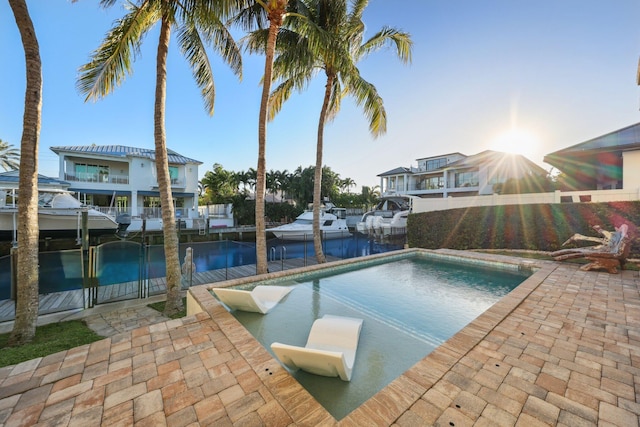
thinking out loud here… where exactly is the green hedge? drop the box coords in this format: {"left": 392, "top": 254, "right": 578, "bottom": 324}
{"left": 407, "top": 201, "right": 640, "bottom": 256}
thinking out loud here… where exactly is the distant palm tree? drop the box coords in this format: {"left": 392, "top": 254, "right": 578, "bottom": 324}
{"left": 264, "top": 0, "right": 412, "bottom": 262}
{"left": 7, "top": 0, "right": 42, "bottom": 346}
{"left": 341, "top": 177, "right": 356, "bottom": 194}
{"left": 78, "top": 0, "right": 242, "bottom": 315}
{"left": 0, "top": 139, "right": 20, "bottom": 171}
{"left": 200, "top": 163, "right": 238, "bottom": 203}
{"left": 235, "top": 0, "right": 298, "bottom": 274}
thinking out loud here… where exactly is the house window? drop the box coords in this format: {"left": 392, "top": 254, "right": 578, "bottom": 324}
{"left": 488, "top": 171, "right": 503, "bottom": 186}
{"left": 169, "top": 166, "right": 179, "bottom": 184}
{"left": 455, "top": 172, "right": 479, "bottom": 187}
{"left": 74, "top": 163, "right": 109, "bottom": 182}
{"left": 425, "top": 176, "right": 444, "bottom": 190}
{"left": 425, "top": 158, "right": 447, "bottom": 171}
{"left": 144, "top": 196, "right": 161, "bottom": 208}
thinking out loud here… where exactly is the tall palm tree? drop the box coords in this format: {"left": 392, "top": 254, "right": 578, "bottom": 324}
{"left": 234, "top": 0, "right": 297, "bottom": 274}
{"left": 266, "top": 0, "right": 412, "bottom": 262}
{"left": 7, "top": 0, "right": 42, "bottom": 346}
{"left": 78, "top": 0, "right": 242, "bottom": 315}
{"left": 0, "top": 139, "right": 21, "bottom": 171}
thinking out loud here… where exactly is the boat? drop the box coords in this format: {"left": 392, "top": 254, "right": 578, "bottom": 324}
{"left": 0, "top": 188, "right": 119, "bottom": 241}
{"left": 356, "top": 196, "right": 413, "bottom": 236}
{"left": 267, "top": 202, "right": 351, "bottom": 241}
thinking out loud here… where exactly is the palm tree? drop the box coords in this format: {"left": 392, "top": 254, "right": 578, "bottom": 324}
{"left": 266, "top": 0, "right": 412, "bottom": 263}
{"left": 200, "top": 163, "right": 238, "bottom": 203}
{"left": 341, "top": 177, "right": 356, "bottom": 194}
{"left": 78, "top": 0, "right": 242, "bottom": 315}
{"left": 276, "top": 169, "right": 290, "bottom": 201}
{"left": 0, "top": 139, "right": 21, "bottom": 171}
{"left": 234, "top": 0, "right": 297, "bottom": 274}
{"left": 7, "top": 0, "right": 42, "bottom": 346}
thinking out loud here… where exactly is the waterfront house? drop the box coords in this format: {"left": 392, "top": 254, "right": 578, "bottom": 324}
{"left": 403, "top": 124, "right": 640, "bottom": 214}
{"left": 50, "top": 145, "right": 202, "bottom": 221}
{"left": 544, "top": 121, "right": 640, "bottom": 191}
{"left": 378, "top": 150, "right": 547, "bottom": 199}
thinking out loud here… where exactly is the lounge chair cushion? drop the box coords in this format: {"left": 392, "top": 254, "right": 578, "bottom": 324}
{"left": 271, "top": 315, "right": 363, "bottom": 381}
{"left": 212, "top": 285, "right": 292, "bottom": 314}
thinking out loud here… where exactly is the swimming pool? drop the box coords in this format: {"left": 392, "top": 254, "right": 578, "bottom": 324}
{"left": 212, "top": 251, "right": 533, "bottom": 419}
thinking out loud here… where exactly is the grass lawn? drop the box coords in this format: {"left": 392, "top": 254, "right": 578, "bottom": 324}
{"left": 0, "top": 298, "right": 187, "bottom": 368}
{"left": 0, "top": 321, "right": 104, "bottom": 368}
{"left": 147, "top": 297, "right": 187, "bottom": 319}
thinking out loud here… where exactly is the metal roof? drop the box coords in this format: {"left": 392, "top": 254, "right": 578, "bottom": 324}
{"left": 545, "top": 122, "right": 640, "bottom": 159}
{"left": 49, "top": 145, "right": 203, "bottom": 165}
{"left": 377, "top": 167, "right": 412, "bottom": 177}
{"left": 0, "top": 170, "right": 70, "bottom": 187}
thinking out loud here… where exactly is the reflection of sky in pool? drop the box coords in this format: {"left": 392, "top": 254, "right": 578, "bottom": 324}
{"left": 228, "top": 256, "right": 531, "bottom": 420}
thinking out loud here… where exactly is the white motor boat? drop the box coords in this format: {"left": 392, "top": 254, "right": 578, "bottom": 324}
{"left": 356, "top": 196, "right": 413, "bottom": 236}
{"left": 267, "top": 202, "right": 351, "bottom": 241}
{"left": 0, "top": 189, "right": 118, "bottom": 240}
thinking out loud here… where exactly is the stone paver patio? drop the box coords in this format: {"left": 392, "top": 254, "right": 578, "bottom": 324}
{"left": 0, "top": 250, "right": 638, "bottom": 426}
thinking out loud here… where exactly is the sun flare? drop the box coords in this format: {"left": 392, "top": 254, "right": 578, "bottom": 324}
{"left": 490, "top": 128, "right": 541, "bottom": 161}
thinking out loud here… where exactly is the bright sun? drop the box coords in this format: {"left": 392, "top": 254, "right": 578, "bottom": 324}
{"left": 490, "top": 128, "right": 541, "bottom": 161}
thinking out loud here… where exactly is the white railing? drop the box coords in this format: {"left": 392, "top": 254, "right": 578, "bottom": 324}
{"left": 198, "top": 204, "right": 232, "bottom": 218}
{"left": 411, "top": 189, "right": 640, "bottom": 214}
{"left": 93, "top": 206, "right": 201, "bottom": 220}
{"left": 65, "top": 173, "right": 129, "bottom": 185}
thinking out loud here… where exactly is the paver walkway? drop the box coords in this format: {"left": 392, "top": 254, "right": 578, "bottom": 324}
{"left": 0, "top": 250, "right": 638, "bottom": 426}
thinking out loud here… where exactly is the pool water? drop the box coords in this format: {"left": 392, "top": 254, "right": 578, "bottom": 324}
{"left": 228, "top": 255, "right": 532, "bottom": 420}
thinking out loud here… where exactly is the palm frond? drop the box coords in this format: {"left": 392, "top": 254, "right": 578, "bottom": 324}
{"left": 194, "top": 6, "right": 243, "bottom": 77}
{"left": 348, "top": 0, "right": 368, "bottom": 22}
{"left": 358, "top": 26, "right": 413, "bottom": 64}
{"left": 345, "top": 72, "right": 386, "bottom": 137}
{"left": 241, "top": 28, "right": 270, "bottom": 54}
{"left": 325, "top": 74, "right": 342, "bottom": 123}
{"left": 77, "top": 2, "right": 160, "bottom": 101}
{"left": 267, "top": 78, "right": 296, "bottom": 120}
{"left": 230, "top": 2, "right": 267, "bottom": 32}
{"left": 177, "top": 22, "right": 217, "bottom": 115}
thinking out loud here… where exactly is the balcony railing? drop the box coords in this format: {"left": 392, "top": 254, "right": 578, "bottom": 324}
{"left": 65, "top": 173, "right": 129, "bottom": 185}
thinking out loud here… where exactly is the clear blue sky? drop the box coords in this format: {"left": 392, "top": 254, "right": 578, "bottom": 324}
{"left": 2, "top": 0, "right": 640, "bottom": 189}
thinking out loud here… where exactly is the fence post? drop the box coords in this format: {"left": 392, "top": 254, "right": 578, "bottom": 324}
{"left": 10, "top": 246, "right": 17, "bottom": 301}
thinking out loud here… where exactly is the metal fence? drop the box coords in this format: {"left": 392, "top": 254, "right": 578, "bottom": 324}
{"left": 0, "top": 234, "right": 402, "bottom": 323}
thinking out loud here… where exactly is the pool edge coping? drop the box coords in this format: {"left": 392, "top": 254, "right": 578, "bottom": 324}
{"left": 187, "top": 248, "right": 558, "bottom": 425}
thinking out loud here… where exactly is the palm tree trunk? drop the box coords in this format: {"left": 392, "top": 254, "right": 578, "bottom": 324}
{"left": 8, "top": 0, "right": 42, "bottom": 346}
{"left": 155, "top": 16, "right": 183, "bottom": 316}
{"left": 312, "top": 73, "right": 334, "bottom": 264}
{"left": 256, "top": 7, "right": 285, "bottom": 275}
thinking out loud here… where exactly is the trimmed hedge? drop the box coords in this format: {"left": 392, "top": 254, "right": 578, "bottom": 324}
{"left": 407, "top": 201, "right": 640, "bottom": 257}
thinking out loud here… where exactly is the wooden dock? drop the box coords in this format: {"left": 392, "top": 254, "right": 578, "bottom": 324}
{"left": 0, "top": 256, "right": 340, "bottom": 323}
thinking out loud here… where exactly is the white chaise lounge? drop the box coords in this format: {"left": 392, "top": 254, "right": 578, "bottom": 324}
{"left": 212, "top": 285, "right": 292, "bottom": 314}
{"left": 271, "top": 314, "right": 364, "bottom": 381}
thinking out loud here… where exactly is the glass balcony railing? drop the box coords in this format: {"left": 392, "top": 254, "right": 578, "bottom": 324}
{"left": 65, "top": 173, "right": 129, "bottom": 184}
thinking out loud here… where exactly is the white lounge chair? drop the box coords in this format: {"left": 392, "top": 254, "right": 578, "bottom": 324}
{"left": 212, "top": 285, "right": 292, "bottom": 314}
{"left": 271, "top": 315, "right": 363, "bottom": 381}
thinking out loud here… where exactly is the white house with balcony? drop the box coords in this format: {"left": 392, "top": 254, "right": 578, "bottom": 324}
{"left": 50, "top": 145, "right": 202, "bottom": 222}
{"left": 379, "top": 150, "right": 547, "bottom": 199}
{"left": 389, "top": 124, "right": 640, "bottom": 215}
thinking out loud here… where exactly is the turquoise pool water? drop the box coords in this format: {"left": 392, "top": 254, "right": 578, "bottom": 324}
{"left": 226, "top": 254, "right": 532, "bottom": 420}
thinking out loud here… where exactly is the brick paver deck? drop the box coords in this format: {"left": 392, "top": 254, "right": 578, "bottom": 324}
{"left": 0, "top": 250, "right": 638, "bottom": 426}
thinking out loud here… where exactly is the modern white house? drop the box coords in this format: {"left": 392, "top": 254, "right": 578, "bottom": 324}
{"left": 50, "top": 145, "right": 202, "bottom": 222}
{"left": 398, "top": 124, "right": 640, "bottom": 215}
{"left": 378, "top": 150, "right": 548, "bottom": 199}
{"left": 544, "top": 121, "right": 640, "bottom": 191}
